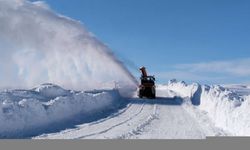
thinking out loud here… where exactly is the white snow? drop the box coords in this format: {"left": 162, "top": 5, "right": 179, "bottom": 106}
{"left": 32, "top": 83, "right": 71, "bottom": 98}
{"left": 223, "top": 84, "right": 250, "bottom": 96}
{"left": 158, "top": 79, "right": 201, "bottom": 105}
{"left": 0, "top": 0, "right": 137, "bottom": 90}
{"left": 0, "top": 84, "right": 123, "bottom": 138}
{"left": 35, "top": 95, "right": 228, "bottom": 139}
{"left": 159, "top": 80, "right": 250, "bottom": 136}
{"left": 1, "top": 80, "right": 250, "bottom": 139}
{"left": 35, "top": 97, "right": 209, "bottom": 139}
{"left": 34, "top": 84, "right": 229, "bottom": 139}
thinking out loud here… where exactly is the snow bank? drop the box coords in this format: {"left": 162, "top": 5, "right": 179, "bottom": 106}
{"left": 158, "top": 79, "right": 201, "bottom": 105}
{"left": 161, "top": 80, "right": 250, "bottom": 136}
{"left": 223, "top": 84, "right": 250, "bottom": 96}
{"left": 33, "top": 83, "right": 71, "bottom": 99}
{"left": 0, "top": 84, "right": 123, "bottom": 138}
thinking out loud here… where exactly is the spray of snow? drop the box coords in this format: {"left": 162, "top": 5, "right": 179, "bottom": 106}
{"left": 0, "top": 0, "right": 137, "bottom": 90}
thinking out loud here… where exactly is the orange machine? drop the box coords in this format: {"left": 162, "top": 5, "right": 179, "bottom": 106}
{"left": 138, "top": 67, "right": 156, "bottom": 99}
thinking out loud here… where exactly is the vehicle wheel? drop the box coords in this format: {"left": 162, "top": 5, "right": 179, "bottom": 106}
{"left": 151, "top": 88, "right": 156, "bottom": 99}
{"left": 139, "top": 90, "right": 143, "bottom": 98}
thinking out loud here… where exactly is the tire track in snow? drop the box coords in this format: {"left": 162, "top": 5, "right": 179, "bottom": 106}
{"left": 86, "top": 100, "right": 160, "bottom": 139}
{"left": 36, "top": 97, "right": 218, "bottom": 139}
{"left": 115, "top": 104, "right": 159, "bottom": 139}
{"left": 128, "top": 100, "right": 207, "bottom": 139}
{"left": 35, "top": 101, "right": 149, "bottom": 139}
{"left": 43, "top": 102, "right": 134, "bottom": 136}
{"left": 87, "top": 103, "right": 133, "bottom": 126}
{"left": 75, "top": 102, "right": 148, "bottom": 139}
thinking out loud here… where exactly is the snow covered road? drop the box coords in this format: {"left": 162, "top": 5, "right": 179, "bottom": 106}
{"left": 35, "top": 97, "right": 227, "bottom": 139}
{"left": 0, "top": 82, "right": 236, "bottom": 139}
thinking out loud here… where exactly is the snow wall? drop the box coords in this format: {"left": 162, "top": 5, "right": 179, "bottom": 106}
{"left": 160, "top": 79, "right": 250, "bottom": 136}
{"left": 0, "top": 83, "right": 124, "bottom": 138}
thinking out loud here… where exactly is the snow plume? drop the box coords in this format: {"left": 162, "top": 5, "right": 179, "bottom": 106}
{"left": 0, "top": 0, "right": 137, "bottom": 90}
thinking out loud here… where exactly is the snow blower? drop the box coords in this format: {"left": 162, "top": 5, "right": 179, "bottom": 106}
{"left": 138, "top": 67, "right": 156, "bottom": 99}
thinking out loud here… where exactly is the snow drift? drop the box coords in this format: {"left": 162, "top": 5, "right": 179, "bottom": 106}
{"left": 160, "top": 80, "right": 250, "bottom": 136}
{"left": 0, "top": 0, "right": 137, "bottom": 90}
{"left": 0, "top": 83, "right": 124, "bottom": 138}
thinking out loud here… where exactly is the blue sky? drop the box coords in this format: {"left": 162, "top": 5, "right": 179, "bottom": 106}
{"left": 42, "top": 0, "right": 250, "bottom": 84}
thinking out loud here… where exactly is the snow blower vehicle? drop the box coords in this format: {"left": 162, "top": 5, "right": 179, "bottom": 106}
{"left": 138, "top": 67, "right": 156, "bottom": 99}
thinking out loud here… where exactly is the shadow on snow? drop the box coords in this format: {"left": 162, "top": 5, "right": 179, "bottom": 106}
{"left": 128, "top": 96, "right": 183, "bottom": 106}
